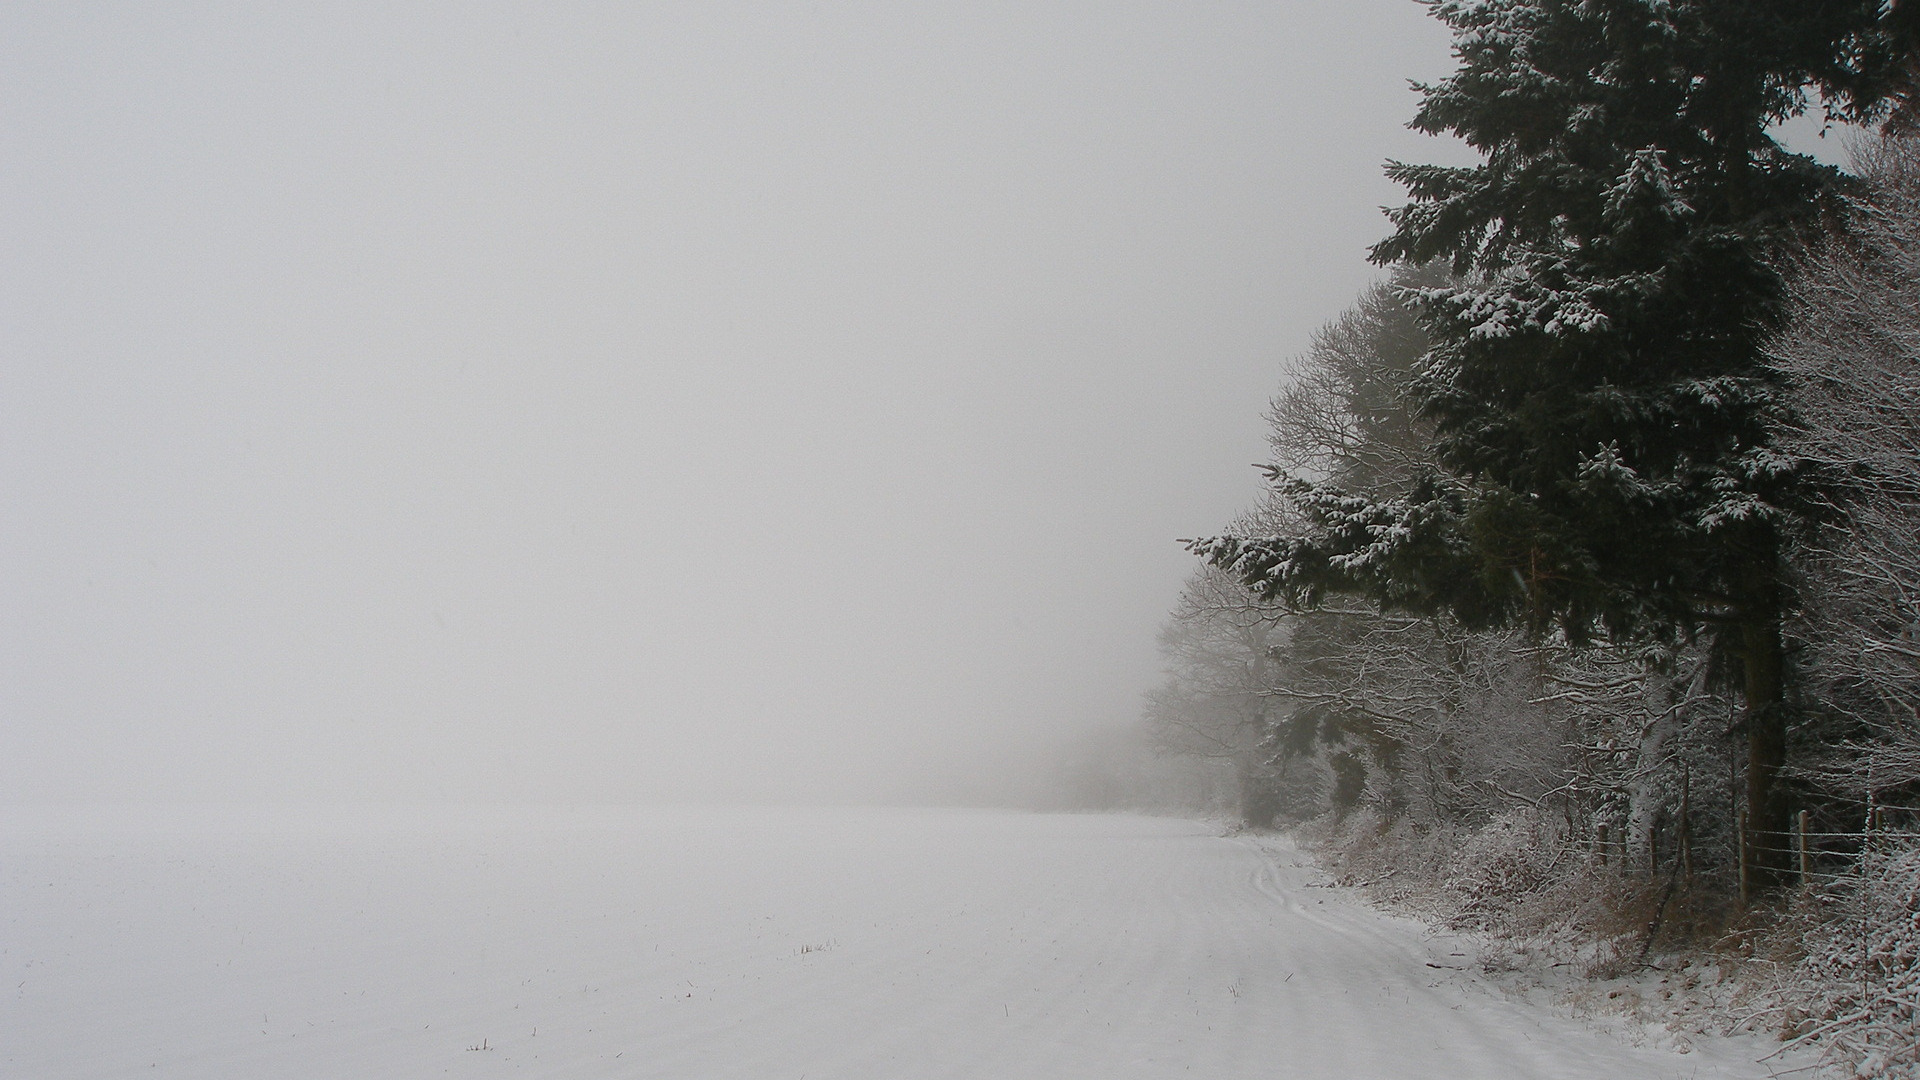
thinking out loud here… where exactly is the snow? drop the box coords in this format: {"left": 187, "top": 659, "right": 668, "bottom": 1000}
{"left": 2, "top": 806, "right": 1793, "bottom": 1079}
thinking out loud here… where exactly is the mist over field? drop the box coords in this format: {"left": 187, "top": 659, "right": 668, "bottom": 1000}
{"left": 0, "top": 2, "right": 1463, "bottom": 807}
{"left": 12, "top": 4, "right": 1918, "bottom": 1078}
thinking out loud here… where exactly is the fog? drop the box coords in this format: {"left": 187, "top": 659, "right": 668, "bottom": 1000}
{"left": 0, "top": 2, "right": 1461, "bottom": 806}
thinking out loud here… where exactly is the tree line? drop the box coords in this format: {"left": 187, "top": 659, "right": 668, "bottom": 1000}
{"left": 1148, "top": 3, "right": 1920, "bottom": 1058}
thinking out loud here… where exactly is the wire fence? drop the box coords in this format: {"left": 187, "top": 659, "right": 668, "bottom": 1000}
{"left": 1743, "top": 805, "right": 1919, "bottom": 888}
{"left": 1579, "top": 803, "right": 1920, "bottom": 890}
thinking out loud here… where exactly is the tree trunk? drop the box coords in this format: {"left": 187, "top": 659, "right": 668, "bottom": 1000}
{"left": 1740, "top": 615, "right": 1790, "bottom": 888}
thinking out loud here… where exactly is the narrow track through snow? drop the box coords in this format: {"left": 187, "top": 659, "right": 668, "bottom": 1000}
{"left": 2, "top": 807, "right": 1790, "bottom": 1078}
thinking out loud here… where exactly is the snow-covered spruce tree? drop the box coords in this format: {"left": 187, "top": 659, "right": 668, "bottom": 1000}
{"left": 1193, "top": 0, "right": 1920, "bottom": 889}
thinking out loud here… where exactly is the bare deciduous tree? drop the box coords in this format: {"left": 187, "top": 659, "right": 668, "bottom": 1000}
{"left": 1775, "top": 134, "right": 1920, "bottom": 799}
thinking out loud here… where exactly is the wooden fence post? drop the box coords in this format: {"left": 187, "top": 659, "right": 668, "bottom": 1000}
{"left": 1678, "top": 762, "right": 1692, "bottom": 885}
{"left": 1737, "top": 808, "right": 1749, "bottom": 906}
{"left": 1730, "top": 749, "right": 1745, "bottom": 903}
{"left": 1796, "top": 809, "right": 1809, "bottom": 884}
{"left": 1865, "top": 788, "right": 1879, "bottom": 862}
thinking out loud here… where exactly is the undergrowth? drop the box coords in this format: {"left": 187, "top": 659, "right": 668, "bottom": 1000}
{"left": 1291, "top": 810, "right": 1920, "bottom": 1077}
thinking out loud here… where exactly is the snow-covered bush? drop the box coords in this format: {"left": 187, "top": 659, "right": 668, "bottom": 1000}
{"left": 1771, "top": 841, "right": 1920, "bottom": 1077}
{"left": 1442, "top": 810, "right": 1565, "bottom": 926}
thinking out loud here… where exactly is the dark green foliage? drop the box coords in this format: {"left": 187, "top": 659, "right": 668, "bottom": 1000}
{"left": 1200, "top": 0, "right": 1917, "bottom": 644}
{"left": 1372, "top": 0, "right": 1908, "bottom": 642}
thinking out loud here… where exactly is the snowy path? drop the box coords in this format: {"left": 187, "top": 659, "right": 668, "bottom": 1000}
{"left": 4, "top": 807, "right": 1786, "bottom": 1079}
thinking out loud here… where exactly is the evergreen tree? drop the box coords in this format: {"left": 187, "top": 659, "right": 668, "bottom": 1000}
{"left": 1194, "top": 1, "right": 1919, "bottom": 885}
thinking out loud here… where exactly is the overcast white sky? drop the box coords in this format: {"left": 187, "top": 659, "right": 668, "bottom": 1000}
{"left": 0, "top": 1, "right": 1470, "bottom": 805}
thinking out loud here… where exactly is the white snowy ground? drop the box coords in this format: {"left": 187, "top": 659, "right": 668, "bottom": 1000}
{"left": 3, "top": 806, "right": 1798, "bottom": 1079}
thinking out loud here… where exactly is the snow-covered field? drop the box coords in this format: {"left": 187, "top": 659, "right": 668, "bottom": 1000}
{"left": 4, "top": 806, "right": 1789, "bottom": 1079}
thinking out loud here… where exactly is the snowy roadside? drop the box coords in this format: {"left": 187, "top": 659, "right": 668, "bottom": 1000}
{"left": 1243, "top": 821, "right": 1827, "bottom": 1076}
{"left": 5, "top": 805, "right": 1814, "bottom": 1079}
